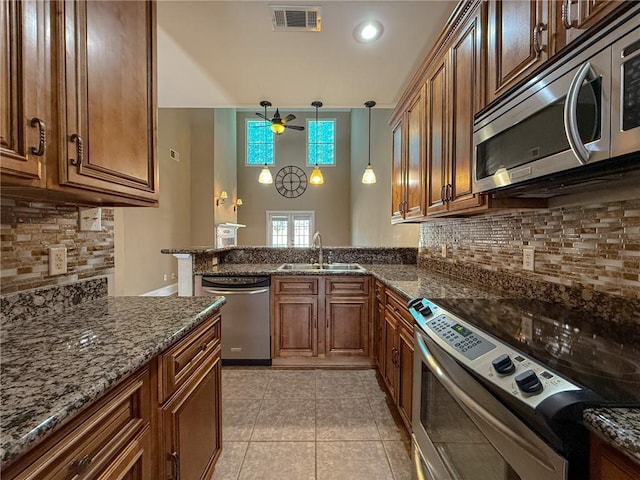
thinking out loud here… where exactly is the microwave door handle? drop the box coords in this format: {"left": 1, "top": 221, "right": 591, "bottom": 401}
{"left": 415, "top": 334, "right": 558, "bottom": 473}
{"left": 563, "top": 62, "right": 596, "bottom": 165}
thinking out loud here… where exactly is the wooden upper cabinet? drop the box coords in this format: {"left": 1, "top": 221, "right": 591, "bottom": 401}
{"left": 55, "top": 0, "right": 158, "bottom": 204}
{"left": 0, "top": 0, "right": 47, "bottom": 186}
{"left": 391, "top": 119, "right": 405, "bottom": 222}
{"left": 487, "top": 0, "right": 550, "bottom": 103}
{"left": 559, "top": 0, "right": 621, "bottom": 47}
{"left": 392, "top": 86, "right": 426, "bottom": 223}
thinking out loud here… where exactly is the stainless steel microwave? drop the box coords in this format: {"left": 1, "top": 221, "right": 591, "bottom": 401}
{"left": 473, "top": 6, "right": 640, "bottom": 194}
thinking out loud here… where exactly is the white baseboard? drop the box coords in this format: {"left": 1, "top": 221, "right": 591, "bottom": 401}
{"left": 141, "top": 283, "right": 178, "bottom": 297}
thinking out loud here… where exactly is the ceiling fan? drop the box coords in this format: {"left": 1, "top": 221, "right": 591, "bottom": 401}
{"left": 256, "top": 100, "right": 304, "bottom": 135}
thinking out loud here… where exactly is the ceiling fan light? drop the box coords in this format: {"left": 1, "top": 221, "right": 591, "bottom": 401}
{"left": 361, "top": 164, "right": 376, "bottom": 184}
{"left": 270, "top": 123, "right": 285, "bottom": 135}
{"left": 309, "top": 165, "right": 324, "bottom": 185}
{"left": 258, "top": 165, "right": 273, "bottom": 184}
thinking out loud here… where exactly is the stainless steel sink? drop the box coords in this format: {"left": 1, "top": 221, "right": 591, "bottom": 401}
{"left": 277, "top": 263, "right": 366, "bottom": 272}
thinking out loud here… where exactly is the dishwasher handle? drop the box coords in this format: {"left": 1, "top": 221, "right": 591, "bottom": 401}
{"left": 202, "top": 287, "right": 269, "bottom": 296}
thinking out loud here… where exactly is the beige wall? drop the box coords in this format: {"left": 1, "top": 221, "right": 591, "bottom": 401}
{"left": 236, "top": 111, "right": 352, "bottom": 246}
{"left": 213, "top": 109, "right": 238, "bottom": 228}
{"left": 189, "top": 109, "right": 215, "bottom": 246}
{"left": 350, "top": 108, "right": 418, "bottom": 246}
{"left": 114, "top": 109, "right": 193, "bottom": 295}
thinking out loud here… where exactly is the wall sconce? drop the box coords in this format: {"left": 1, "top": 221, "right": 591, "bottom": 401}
{"left": 216, "top": 191, "right": 228, "bottom": 206}
{"left": 233, "top": 198, "right": 243, "bottom": 212}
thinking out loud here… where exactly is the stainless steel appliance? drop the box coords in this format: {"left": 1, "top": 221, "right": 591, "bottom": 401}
{"left": 408, "top": 298, "right": 640, "bottom": 480}
{"left": 473, "top": 5, "right": 640, "bottom": 195}
{"left": 196, "top": 276, "right": 271, "bottom": 365}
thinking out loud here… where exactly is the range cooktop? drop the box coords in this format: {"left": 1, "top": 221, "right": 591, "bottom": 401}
{"left": 426, "top": 298, "right": 640, "bottom": 404}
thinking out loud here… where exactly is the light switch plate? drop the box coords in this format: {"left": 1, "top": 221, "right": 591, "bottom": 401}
{"left": 79, "top": 207, "right": 102, "bottom": 231}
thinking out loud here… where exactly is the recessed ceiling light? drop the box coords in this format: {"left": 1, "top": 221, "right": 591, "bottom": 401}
{"left": 354, "top": 20, "right": 383, "bottom": 43}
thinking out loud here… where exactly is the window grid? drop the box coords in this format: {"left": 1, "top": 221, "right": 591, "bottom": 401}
{"left": 307, "top": 119, "right": 335, "bottom": 166}
{"left": 271, "top": 218, "right": 288, "bottom": 247}
{"left": 267, "top": 211, "right": 314, "bottom": 247}
{"left": 246, "top": 120, "right": 274, "bottom": 165}
{"left": 293, "top": 218, "right": 311, "bottom": 247}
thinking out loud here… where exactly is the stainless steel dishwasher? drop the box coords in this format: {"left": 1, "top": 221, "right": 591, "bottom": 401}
{"left": 196, "top": 275, "right": 271, "bottom": 366}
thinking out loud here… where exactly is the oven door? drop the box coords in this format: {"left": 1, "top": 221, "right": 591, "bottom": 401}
{"left": 412, "top": 329, "right": 568, "bottom": 480}
{"left": 473, "top": 46, "right": 611, "bottom": 193}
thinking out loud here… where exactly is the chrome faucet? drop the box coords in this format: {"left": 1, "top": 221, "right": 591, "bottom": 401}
{"left": 312, "top": 231, "right": 323, "bottom": 266}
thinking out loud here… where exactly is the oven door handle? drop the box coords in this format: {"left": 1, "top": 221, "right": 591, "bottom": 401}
{"left": 201, "top": 288, "right": 269, "bottom": 295}
{"left": 416, "top": 334, "right": 557, "bottom": 472}
{"left": 563, "top": 61, "right": 596, "bottom": 166}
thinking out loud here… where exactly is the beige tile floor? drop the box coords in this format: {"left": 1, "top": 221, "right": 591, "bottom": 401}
{"left": 212, "top": 368, "right": 412, "bottom": 480}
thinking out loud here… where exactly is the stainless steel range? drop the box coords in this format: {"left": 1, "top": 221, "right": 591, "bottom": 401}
{"left": 408, "top": 297, "right": 640, "bottom": 480}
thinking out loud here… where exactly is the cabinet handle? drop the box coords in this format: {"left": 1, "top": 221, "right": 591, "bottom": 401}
{"left": 72, "top": 454, "right": 92, "bottom": 474}
{"left": 533, "top": 22, "right": 547, "bottom": 57}
{"left": 69, "top": 133, "right": 84, "bottom": 166}
{"left": 170, "top": 451, "right": 180, "bottom": 480}
{"left": 446, "top": 183, "right": 452, "bottom": 202}
{"left": 440, "top": 185, "right": 446, "bottom": 203}
{"left": 200, "top": 342, "right": 208, "bottom": 352}
{"left": 561, "top": 0, "right": 576, "bottom": 29}
{"left": 29, "top": 118, "right": 46, "bottom": 156}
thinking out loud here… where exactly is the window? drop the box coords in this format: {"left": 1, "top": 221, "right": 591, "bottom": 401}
{"left": 246, "top": 119, "right": 274, "bottom": 165}
{"left": 307, "top": 119, "right": 335, "bottom": 165}
{"left": 267, "top": 211, "right": 315, "bottom": 247}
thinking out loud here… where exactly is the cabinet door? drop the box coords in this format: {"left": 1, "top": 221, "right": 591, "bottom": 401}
{"left": 391, "top": 119, "right": 405, "bottom": 223}
{"left": 561, "top": 0, "right": 620, "bottom": 45}
{"left": 487, "top": 0, "right": 549, "bottom": 103}
{"left": 404, "top": 87, "right": 426, "bottom": 221}
{"left": 448, "top": 6, "right": 486, "bottom": 213}
{"left": 57, "top": 0, "right": 158, "bottom": 203}
{"left": 325, "top": 297, "right": 369, "bottom": 356}
{"left": 590, "top": 434, "right": 640, "bottom": 480}
{"left": 161, "top": 352, "right": 221, "bottom": 480}
{"left": 273, "top": 295, "right": 318, "bottom": 357}
{"left": 425, "top": 57, "right": 449, "bottom": 216}
{"left": 382, "top": 309, "right": 398, "bottom": 400}
{"left": 397, "top": 323, "right": 414, "bottom": 432}
{"left": 96, "top": 430, "right": 151, "bottom": 480}
{"left": 0, "top": 0, "right": 46, "bottom": 185}
{"left": 373, "top": 299, "right": 385, "bottom": 371}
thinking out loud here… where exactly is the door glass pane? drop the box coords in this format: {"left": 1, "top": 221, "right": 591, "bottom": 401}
{"left": 271, "top": 218, "right": 288, "bottom": 247}
{"left": 420, "top": 364, "right": 521, "bottom": 480}
{"left": 292, "top": 217, "right": 311, "bottom": 247}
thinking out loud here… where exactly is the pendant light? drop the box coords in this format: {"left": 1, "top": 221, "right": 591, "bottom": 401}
{"left": 258, "top": 100, "right": 273, "bottom": 184}
{"left": 309, "top": 100, "right": 324, "bottom": 185}
{"left": 362, "top": 100, "right": 377, "bottom": 184}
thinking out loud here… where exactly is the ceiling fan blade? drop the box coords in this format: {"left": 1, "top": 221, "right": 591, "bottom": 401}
{"left": 285, "top": 125, "right": 305, "bottom": 131}
{"left": 255, "top": 112, "right": 270, "bottom": 121}
{"left": 282, "top": 114, "right": 296, "bottom": 124}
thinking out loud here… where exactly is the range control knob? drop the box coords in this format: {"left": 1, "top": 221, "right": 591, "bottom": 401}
{"left": 491, "top": 354, "right": 515, "bottom": 375}
{"left": 418, "top": 304, "right": 433, "bottom": 316}
{"left": 515, "top": 370, "right": 543, "bottom": 394}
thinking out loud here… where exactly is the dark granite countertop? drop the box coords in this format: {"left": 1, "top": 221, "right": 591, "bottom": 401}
{"left": 0, "top": 296, "right": 225, "bottom": 468}
{"left": 584, "top": 408, "right": 640, "bottom": 464}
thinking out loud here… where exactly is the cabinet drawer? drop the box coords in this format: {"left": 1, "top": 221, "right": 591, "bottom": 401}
{"left": 374, "top": 280, "right": 385, "bottom": 302}
{"left": 386, "top": 289, "right": 413, "bottom": 328}
{"left": 159, "top": 313, "right": 221, "bottom": 402}
{"left": 273, "top": 277, "right": 318, "bottom": 295}
{"left": 7, "top": 368, "right": 151, "bottom": 480}
{"left": 325, "top": 276, "right": 369, "bottom": 296}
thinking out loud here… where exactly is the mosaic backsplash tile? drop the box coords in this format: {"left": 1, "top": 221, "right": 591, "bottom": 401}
{"left": 0, "top": 200, "right": 114, "bottom": 294}
{"left": 0, "top": 277, "right": 108, "bottom": 324}
{"left": 419, "top": 199, "right": 640, "bottom": 300}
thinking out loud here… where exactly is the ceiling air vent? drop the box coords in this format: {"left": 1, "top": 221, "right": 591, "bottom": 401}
{"left": 270, "top": 5, "right": 321, "bottom": 32}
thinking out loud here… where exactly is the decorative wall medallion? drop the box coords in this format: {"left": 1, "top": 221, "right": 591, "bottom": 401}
{"left": 275, "top": 165, "right": 308, "bottom": 198}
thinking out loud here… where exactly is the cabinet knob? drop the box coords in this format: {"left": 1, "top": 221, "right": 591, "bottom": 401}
{"left": 72, "top": 454, "right": 92, "bottom": 473}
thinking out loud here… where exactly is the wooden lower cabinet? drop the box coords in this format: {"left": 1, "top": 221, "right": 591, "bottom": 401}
{"left": 272, "top": 275, "right": 371, "bottom": 363}
{"left": 591, "top": 434, "right": 640, "bottom": 480}
{"left": 4, "top": 311, "right": 223, "bottom": 480}
{"left": 373, "top": 280, "right": 386, "bottom": 371}
{"left": 160, "top": 351, "right": 222, "bottom": 480}
{"left": 379, "top": 289, "right": 414, "bottom": 432}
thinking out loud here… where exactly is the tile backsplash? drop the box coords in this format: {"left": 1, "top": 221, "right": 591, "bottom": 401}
{"left": 0, "top": 200, "right": 115, "bottom": 294}
{"left": 419, "top": 199, "right": 640, "bottom": 300}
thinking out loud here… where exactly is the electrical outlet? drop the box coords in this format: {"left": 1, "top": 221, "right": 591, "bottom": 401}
{"left": 523, "top": 247, "right": 535, "bottom": 271}
{"left": 163, "top": 274, "right": 168, "bottom": 281}
{"left": 171, "top": 272, "right": 176, "bottom": 280}
{"left": 79, "top": 207, "right": 102, "bottom": 231}
{"left": 441, "top": 244, "right": 447, "bottom": 258}
{"left": 49, "top": 247, "right": 67, "bottom": 275}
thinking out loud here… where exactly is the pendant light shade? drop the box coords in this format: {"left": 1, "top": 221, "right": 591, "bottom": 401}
{"left": 362, "top": 100, "right": 377, "bottom": 184}
{"left": 258, "top": 165, "right": 273, "bottom": 184}
{"left": 310, "top": 101, "right": 324, "bottom": 185}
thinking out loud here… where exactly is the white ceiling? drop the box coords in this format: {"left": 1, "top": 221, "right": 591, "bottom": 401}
{"left": 157, "top": 1, "right": 457, "bottom": 109}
